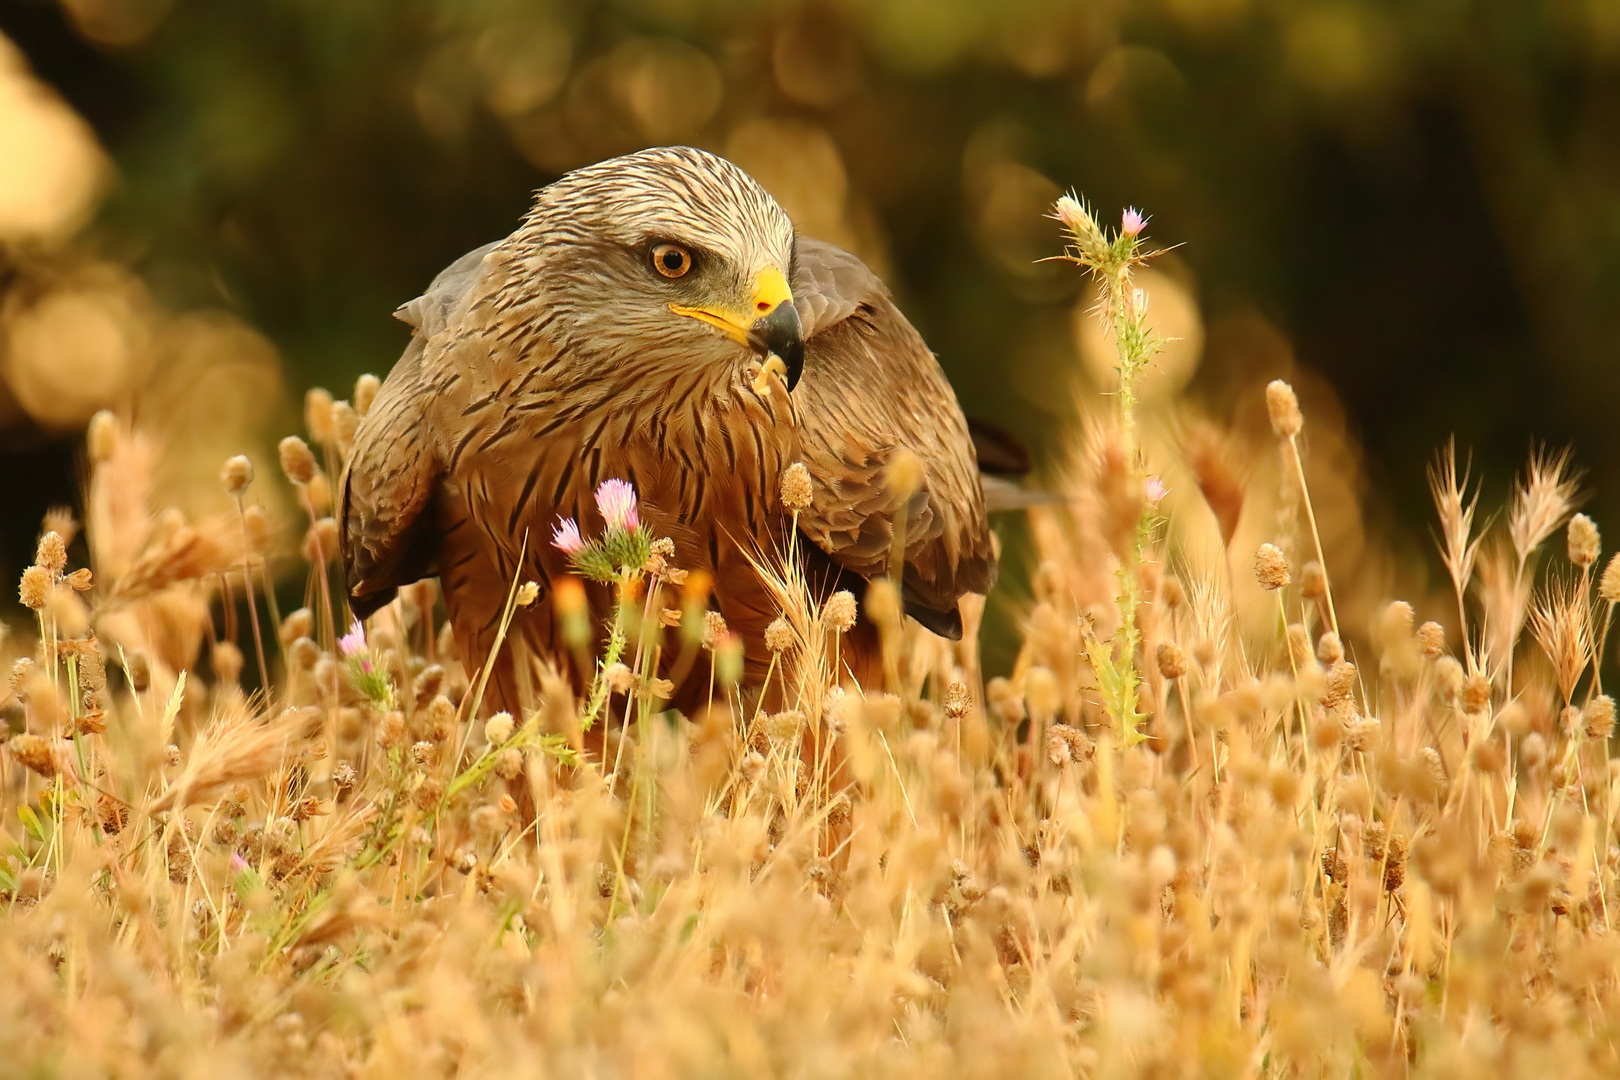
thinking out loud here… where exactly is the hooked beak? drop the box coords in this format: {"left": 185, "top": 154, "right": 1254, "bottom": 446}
{"left": 669, "top": 267, "right": 804, "bottom": 391}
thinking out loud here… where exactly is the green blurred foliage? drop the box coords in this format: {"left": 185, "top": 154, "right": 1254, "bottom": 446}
{"left": 9, "top": 0, "right": 1620, "bottom": 578}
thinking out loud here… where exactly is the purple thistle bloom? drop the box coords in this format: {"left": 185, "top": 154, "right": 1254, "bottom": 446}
{"left": 338, "top": 618, "right": 366, "bottom": 657}
{"left": 551, "top": 516, "right": 586, "bottom": 555}
{"left": 230, "top": 853, "right": 249, "bottom": 874}
{"left": 1121, "top": 208, "right": 1146, "bottom": 237}
{"left": 594, "top": 478, "right": 640, "bottom": 533}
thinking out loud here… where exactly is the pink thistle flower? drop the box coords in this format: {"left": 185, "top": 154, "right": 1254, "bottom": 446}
{"left": 1143, "top": 475, "right": 1168, "bottom": 505}
{"left": 1121, "top": 208, "right": 1146, "bottom": 237}
{"left": 230, "top": 853, "right": 249, "bottom": 874}
{"left": 551, "top": 516, "right": 585, "bottom": 555}
{"left": 594, "top": 478, "right": 640, "bottom": 533}
{"left": 338, "top": 618, "right": 366, "bottom": 657}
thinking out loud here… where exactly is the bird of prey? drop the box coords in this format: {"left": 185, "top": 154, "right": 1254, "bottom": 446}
{"left": 339, "top": 146, "right": 995, "bottom": 713}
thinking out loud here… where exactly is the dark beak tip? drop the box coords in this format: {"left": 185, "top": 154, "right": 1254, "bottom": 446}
{"left": 749, "top": 303, "right": 805, "bottom": 392}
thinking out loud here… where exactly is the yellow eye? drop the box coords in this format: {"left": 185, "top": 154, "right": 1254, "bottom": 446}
{"left": 651, "top": 243, "right": 692, "bottom": 279}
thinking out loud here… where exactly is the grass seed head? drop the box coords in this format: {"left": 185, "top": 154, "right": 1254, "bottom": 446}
{"left": 1568, "top": 513, "right": 1601, "bottom": 568}
{"left": 305, "top": 387, "right": 336, "bottom": 445}
{"left": 35, "top": 530, "right": 67, "bottom": 575}
{"left": 823, "top": 590, "right": 858, "bottom": 632}
{"left": 1266, "top": 379, "right": 1303, "bottom": 437}
{"left": 1255, "top": 543, "right": 1290, "bottom": 590}
{"left": 780, "top": 462, "right": 813, "bottom": 511}
{"left": 278, "top": 436, "right": 317, "bottom": 485}
{"left": 221, "top": 455, "right": 254, "bottom": 497}
{"left": 18, "top": 565, "right": 50, "bottom": 610}
{"left": 764, "top": 617, "right": 794, "bottom": 653}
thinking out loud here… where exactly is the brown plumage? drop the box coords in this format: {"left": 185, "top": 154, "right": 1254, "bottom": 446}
{"left": 339, "top": 146, "right": 994, "bottom": 712}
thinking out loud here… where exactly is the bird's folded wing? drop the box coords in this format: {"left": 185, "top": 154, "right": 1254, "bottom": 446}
{"left": 790, "top": 237, "right": 997, "bottom": 634}
{"left": 341, "top": 241, "right": 503, "bottom": 617}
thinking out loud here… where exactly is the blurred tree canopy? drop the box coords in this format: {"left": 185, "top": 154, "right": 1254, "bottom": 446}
{"left": 4, "top": 0, "right": 1620, "bottom": 585}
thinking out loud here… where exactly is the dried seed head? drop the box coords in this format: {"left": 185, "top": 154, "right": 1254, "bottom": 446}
{"left": 280, "top": 608, "right": 314, "bottom": 646}
{"left": 484, "top": 712, "right": 515, "bottom": 746}
{"left": 701, "top": 610, "right": 728, "bottom": 650}
{"left": 603, "top": 663, "right": 636, "bottom": 693}
{"left": 424, "top": 696, "right": 457, "bottom": 742}
{"left": 1461, "top": 673, "right": 1492, "bottom": 714}
{"left": 64, "top": 568, "right": 92, "bottom": 591}
{"left": 780, "top": 462, "right": 813, "bottom": 511}
{"left": 823, "top": 590, "right": 858, "bottom": 632}
{"left": 1046, "top": 723, "right": 1095, "bottom": 767}
{"left": 242, "top": 505, "right": 270, "bottom": 551}
{"left": 9, "top": 734, "right": 62, "bottom": 778}
{"left": 493, "top": 748, "right": 523, "bottom": 780}
{"left": 1156, "top": 641, "right": 1187, "bottom": 680}
{"left": 77, "top": 642, "right": 106, "bottom": 693}
{"left": 763, "top": 709, "right": 804, "bottom": 741}
{"left": 331, "top": 400, "right": 359, "bottom": 454}
{"left": 1254, "top": 543, "right": 1291, "bottom": 590}
{"left": 376, "top": 711, "right": 406, "bottom": 749}
{"left": 1322, "top": 660, "right": 1357, "bottom": 709}
{"left": 764, "top": 617, "right": 795, "bottom": 653}
{"left": 125, "top": 650, "right": 150, "bottom": 692}
{"left": 18, "top": 565, "right": 50, "bottom": 610}
{"left": 1300, "top": 561, "right": 1327, "bottom": 600}
{"left": 87, "top": 409, "right": 118, "bottom": 464}
{"left": 1417, "top": 621, "right": 1446, "bottom": 658}
{"left": 305, "top": 472, "right": 333, "bottom": 515}
{"left": 1316, "top": 632, "right": 1344, "bottom": 665}
{"left": 332, "top": 760, "right": 357, "bottom": 789}
{"left": 279, "top": 436, "right": 317, "bottom": 485}
{"left": 1161, "top": 573, "right": 1185, "bottom": 609}
{"left": 1602, "top": 554, "right": 1620, "bottom": 603}
{"left": 301, "top": 518, "right": 339, "bottom": 565}
{"left": 354, "top": 373, "right": 380, "bottom": 417}
{"left": 213, "top": 641, "right": 244, "bottom": 686}
{"left": 1286, "top": 623, "right": 1312, "bottom": 666}
{"left": 305, "top": 388, "right": 336, "bottom": 445}
{"left": 42, "top": 507, "right": 76, "bottom": 548}
{"left": 944, "top": 681, "right": 970, "bottom": 719}
{"left": 884, "top": 448, "right": 924, "bottom": 504}
{"left": 865, "top": 579, "right": 902, "bottom": 629}
{"left": 35, "top": 531, "right": 67, "bottom": 575}
{"left": 1568, "top": 513, "right": 1601, "bottom": 569}
{"left": 1584, "top": 695, "right": 1616, "bottom": 741}
{"left": 1266, "top": 379, "right": 1303, "bottom": 437}
{"left": 221, "top": 455, "right": 254, "bottom": 498}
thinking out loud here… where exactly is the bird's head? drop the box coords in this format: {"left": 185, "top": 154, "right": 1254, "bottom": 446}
{"left": 522, "top": 146, "right": 803, "bottom": 392}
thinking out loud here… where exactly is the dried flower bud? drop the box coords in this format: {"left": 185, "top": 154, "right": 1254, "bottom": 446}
{"left": 87, "top": 409, "right": 118, "bottom": 464}
{"left": 515, "top": 581, "right": 540, "bottom": 607}
{"left": 764, "top": 617, "right": 794, "bottom": 653}
{"left": 164, "top": 744, "right": 182, "bottom": 767}
{"left": 35, "top": 531, "right": 67, "bottom": 575}
{"left": 1161, "top": 573, "right": 1185, "bottom": 609}
{"left": 1046, "top": 723, "right": 1094, "bottom": 767}
{"left": 376, "top": 711, "right": 406, "bottom": 749}
{"left": 603, "top": 663, "right": 636, "bottom": 693}
{"left": 1299, "top": 561, "right": 1327, "bottom": 600}
{"left": 1584, "top": 695, "right": 1616, "bottom": 741}
{"left": 1461, "top": 673, "right": 1492, "bottom": 714}
{"left": 1266, "top": 379, "right": 1303, "bottom": 437}
{"left": 1316, "top": 632, "right": 1344, "bottom": 665}
{"left": 213, "top": 641, "right": 244, "bottom": 686}
{"left": 9, "top": 734, "right": 62, "bottom": 778}
{"left": 1322, "top": 660, "right": 1357, "bottom": 709}
{"left": 1156, "top": 641, "right": 1187, "bottom": 680}
{"left": 18, "top": 565, "right": 50, "bottom": 610}
{"left": 1254, "top": 544, "right": 1290, "bottom": 590}
{"left": 494, "top": 748, "right": 524, "bottom": 780}
{"left": 1416, "top": 621, "right": 1445, "bottom": 658}
{"left": 301, "top": 518, "right": 339, "bottom": 565}
{"left": 305, "top": 387, "right": 336, "bottom": 445}
{"left": 241, "top": 505, "right": 270, "bottom": 551}
{"left": 125, "top": 650, "right": 150, "bottom": 692}
{"left": 823, "top": 590, "right": 858, "bottom": 632}
{"left": 484, "top": 712, "right": 515, "bottom": 746}
{"left": 221, "top": 455, "right": 255, "bottom": 498}
{"left": 331, "top": 400, "right": 359, "bottom": 454}
{"left": 1568, "top": 513, "right": 1601, "bottom": 569}
{"left": 281, "top": 608, "right": 314, "bottom": 646}
{"left": 884, "top": 448, "right": 923, "bottom": 504}
{"left": 354, "top": 373, "right": 381, "bottom": 417}
{"left": 780, "top": 462, "right": 813, "bottom": 511}
{"left": 305, "top": 472, "right": 332, "bottom": 515}
{"left": 279, "top": 436, "right": 317, "bottom": 485}
{"left": 332, "top": 760, "right": 357, "bottom": 789}
{"left": 701, "top": 610, "right": 728, "bottom": 650}
{"left": 646, "top": 677, "right": 674, "bottom": 701}
{"left": 64, "top": 568, "right": 92, "bottom": 591}
{"left": 1602, "top": 554, "right": 1620, "bottom": 603}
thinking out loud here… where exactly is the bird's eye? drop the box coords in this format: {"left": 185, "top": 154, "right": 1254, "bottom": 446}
{"left": 651, "top": 243, "right": 692, "bottom": 279}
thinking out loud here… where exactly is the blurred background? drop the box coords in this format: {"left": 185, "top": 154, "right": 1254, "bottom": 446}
{"left": 2, "top": 0, "right": 1618, "bottom": 659}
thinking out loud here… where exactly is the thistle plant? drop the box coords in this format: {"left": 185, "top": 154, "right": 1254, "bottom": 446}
{"left": 1053, "top": 196, "right": 1162, "bottom": 743}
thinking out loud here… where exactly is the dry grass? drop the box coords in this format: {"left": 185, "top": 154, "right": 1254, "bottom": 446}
{"left": 4, "top": 235, "right": 1620, "bottom": 1080}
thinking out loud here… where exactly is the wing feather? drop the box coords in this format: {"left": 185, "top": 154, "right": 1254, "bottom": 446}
{"left": 790, "top": 237, "right": 996, "bottom": 635}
